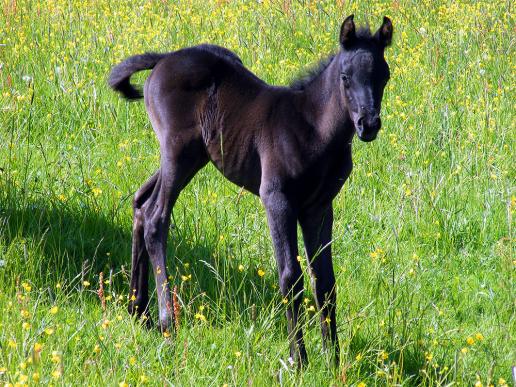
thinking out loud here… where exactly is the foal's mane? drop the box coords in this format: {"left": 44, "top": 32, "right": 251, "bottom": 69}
{"left": 289, "top": 54, "right": 336, "bottom": 91}
{"left": 289, "top": 26, "right": 374, "bottom": 91}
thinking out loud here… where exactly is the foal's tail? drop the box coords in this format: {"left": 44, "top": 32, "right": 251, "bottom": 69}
{"left": 108, "top": 53, "right": 168, "bottom": 100}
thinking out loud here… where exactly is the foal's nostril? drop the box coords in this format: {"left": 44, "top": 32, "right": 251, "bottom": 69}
{"left": 365, "top": 115, "right": 381, "bottom": 131}
{"left": 372, "top": 116, "right": 381, "bottom": 130}
{"left": 357, "top": 116, "right": 364, "bottom": 127}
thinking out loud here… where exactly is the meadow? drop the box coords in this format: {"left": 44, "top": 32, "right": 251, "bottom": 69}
{"left": 0, "top": 0, "right": 514, "bottom": 385}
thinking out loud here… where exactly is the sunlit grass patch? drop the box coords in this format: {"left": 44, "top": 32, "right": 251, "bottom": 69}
{"left": 1, "top": 0, "right": 514, "bottom": 384}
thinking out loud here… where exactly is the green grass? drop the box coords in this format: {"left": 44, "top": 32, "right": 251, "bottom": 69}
{"left": 0, "top": 0, "right": 514, "bottom": 385}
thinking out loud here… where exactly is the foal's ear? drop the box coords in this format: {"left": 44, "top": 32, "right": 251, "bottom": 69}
{"left": 375, "top": 16, "right": 393, "bottom": 47}
{"left": 340, "top": 14, "right": 356, "bottom": 48}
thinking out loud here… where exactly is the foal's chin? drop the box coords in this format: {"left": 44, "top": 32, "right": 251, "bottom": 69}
{"left": 356, "top": 130, "right": 379, "bottom": 142}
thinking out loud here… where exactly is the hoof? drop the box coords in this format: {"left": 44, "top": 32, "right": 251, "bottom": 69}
{"left": 158, "top": 312, "right": 174, "bottom": 334}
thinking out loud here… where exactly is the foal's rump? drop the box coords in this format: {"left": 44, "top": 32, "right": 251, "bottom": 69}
{"left": 108, "top": 44, "right": 245, "bottom": 101}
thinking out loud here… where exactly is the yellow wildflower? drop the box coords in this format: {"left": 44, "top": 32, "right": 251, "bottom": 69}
{"left": 92, "top": 188, "right": 102, "bottom": 197}
{"left": 51, "top": 351, "right": 61, "bottom": 363}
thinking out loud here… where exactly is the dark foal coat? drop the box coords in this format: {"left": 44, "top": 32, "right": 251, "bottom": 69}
{"left": 109, "top": 15, "right": 393, "bottom": 366}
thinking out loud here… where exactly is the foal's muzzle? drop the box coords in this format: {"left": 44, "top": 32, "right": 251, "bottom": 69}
{"left": 356, "top": 114, "right": 381, "bottom": 142}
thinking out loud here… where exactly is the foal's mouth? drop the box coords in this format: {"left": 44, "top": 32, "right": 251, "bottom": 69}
{"left": 357, "top": 131, "right": 378, "bottom": 142}
{"left": 355, "top": 115, "right": 381, "bottom": 142}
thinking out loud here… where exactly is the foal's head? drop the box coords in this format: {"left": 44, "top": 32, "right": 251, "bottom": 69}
{"left": 338, "top": 15, "right": 393, "bottom": 142}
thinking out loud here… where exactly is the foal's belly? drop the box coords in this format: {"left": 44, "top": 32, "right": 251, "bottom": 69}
{"left": 205, "top": 137, "right": 262, "bottom": 196}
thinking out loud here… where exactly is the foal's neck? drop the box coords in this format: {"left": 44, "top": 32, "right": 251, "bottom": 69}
{"left": 300, "top": 57, "right": 352, "bottom": 144}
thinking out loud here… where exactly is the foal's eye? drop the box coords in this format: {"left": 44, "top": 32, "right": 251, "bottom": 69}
{"left": 341, "top": 74, "right": 351, "bottom": 87}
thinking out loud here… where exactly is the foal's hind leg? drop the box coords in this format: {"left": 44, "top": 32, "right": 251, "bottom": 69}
{"left": 142, "top": 138, "right": 208, "bottom": 332}
{"left": 129, "top": 170, "right": 160, "bottom": 323}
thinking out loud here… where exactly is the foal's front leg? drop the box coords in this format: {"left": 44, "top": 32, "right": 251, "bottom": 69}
{"left": 261, "top": 187, "right": 307, "bottom": 365}
{"left": 299, "top": 205, "right": 340, "bottom": 366}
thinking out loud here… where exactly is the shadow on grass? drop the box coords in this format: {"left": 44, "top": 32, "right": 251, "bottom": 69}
{"left": 0, "top": 187, "right": 278, "bottom": 321}
{"left": 0, "top": 196, "right": 129, "bottom": 286}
